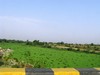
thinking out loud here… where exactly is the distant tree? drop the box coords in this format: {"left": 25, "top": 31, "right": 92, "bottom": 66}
{"left": 26, "top": 40, "right": 32, "bottom": 45}
{"left": 60, "top": 41, "right": 64, "bottom": 44}
{"left": 33, "top": 40, "right": 40, "bottom": 45}
{"left": 90, "top": 43, "right": 94, "bottom": 46}
{"left": 57, "top": 41, "right": 64, "bottom": 45}
{"left": 0, "top": 39, "right": 2, "bottom": 43}
{"left": 0, "top": 39, "right": 7, "bottom": 43}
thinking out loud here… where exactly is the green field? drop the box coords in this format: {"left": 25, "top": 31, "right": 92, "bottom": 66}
{"left": 0, "top": 42, "right": 100, "bottom": 68}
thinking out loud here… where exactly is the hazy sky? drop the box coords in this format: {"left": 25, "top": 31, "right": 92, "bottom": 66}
{"left": 0, "top": 0, "right": 100, "bottom": 44}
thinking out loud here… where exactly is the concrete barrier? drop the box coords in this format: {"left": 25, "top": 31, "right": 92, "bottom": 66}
{"left": 0, "top": 68, "right": 25, "bottom": 75}
{"left": 0, "top": 68, "right": 100, "bottom": 75}
{"left": 76, "top": 68, "right": 100, "bottom": 75}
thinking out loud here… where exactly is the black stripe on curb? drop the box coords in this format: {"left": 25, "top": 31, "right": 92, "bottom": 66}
{"left": 76, "top": 68, "right": 100, "bottom": 75}
{"left": 26, "top": 68, "right": 54, "bottom": 75}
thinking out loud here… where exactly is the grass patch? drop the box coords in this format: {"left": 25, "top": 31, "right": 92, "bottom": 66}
{"left": 0, "top": 42, "right": 100, "bottom": 68}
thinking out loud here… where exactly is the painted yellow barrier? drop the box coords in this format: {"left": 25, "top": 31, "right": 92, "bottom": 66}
{"left": 95, "top": 68, "right": 100, "bottom": 71}
{"left": 52, "top": 68, "right": 80, "bottom": 75}
{"left": 0, "top": 68, "right": 25, "bottom": 75}
{"left": 0, "top": 68, "right": 100, "bottom": 75}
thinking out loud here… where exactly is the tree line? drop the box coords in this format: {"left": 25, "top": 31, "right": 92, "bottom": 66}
{"left": 0, "top": 39, "right": 100, "bottom": 54}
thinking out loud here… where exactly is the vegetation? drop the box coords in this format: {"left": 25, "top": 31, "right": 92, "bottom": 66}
{"left": 0, "top": 39, "right": 100, "bottom": 68}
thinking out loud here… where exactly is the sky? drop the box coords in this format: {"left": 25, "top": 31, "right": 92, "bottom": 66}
{"left": 0, "top": 0, "right": 100, "bottom": 44}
